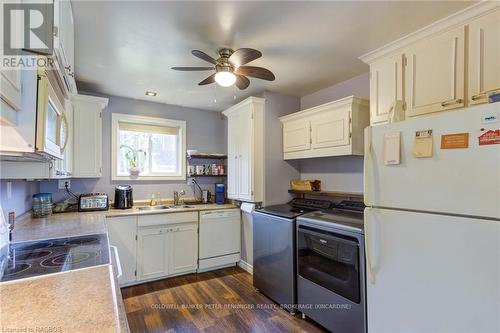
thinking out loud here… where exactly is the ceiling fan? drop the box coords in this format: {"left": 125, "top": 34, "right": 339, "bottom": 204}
{"left": 171, "top": 48, "right": 275, "bottom": 90}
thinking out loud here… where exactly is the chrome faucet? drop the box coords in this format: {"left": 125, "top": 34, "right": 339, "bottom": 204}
{"left": 173, "top": 190, "right": 185, "bottom": 206}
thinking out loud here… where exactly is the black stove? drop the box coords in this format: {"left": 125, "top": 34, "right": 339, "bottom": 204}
{"left": 0, "top": 234, "right": 110, "bottom": 282}
{"left": 255, "top": 198, "right": 365, "bottom": 219}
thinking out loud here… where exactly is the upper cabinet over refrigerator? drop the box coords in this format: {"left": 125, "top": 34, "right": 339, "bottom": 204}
{"left": 360, "top": 2, "right": 500, "bottom": 125}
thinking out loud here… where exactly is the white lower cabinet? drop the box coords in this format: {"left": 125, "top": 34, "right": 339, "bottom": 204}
{"left": 137, "top": 227, "right": 169, "bottom": 281}
{"left": 168, "top": 223, "right": 198, "bottom": 275}
{"left": 105, "top": 216, "right": 137, "bottom": 286}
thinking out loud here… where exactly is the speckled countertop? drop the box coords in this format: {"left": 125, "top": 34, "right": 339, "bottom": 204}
{"left": 2, "top": 203, "right": 238, "bottom": 333}
{"left": 0, "top": 265, "right": 122, "bottom": 333}
{"left": 12, "top": 203, "right": 237, "bottom": 243}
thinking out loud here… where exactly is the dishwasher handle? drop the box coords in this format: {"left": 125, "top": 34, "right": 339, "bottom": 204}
{"left": 110, "top": 245, "right": 122, "bottom": 278}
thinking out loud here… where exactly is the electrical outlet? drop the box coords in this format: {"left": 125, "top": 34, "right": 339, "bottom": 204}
{"left": 187, "top": 177, "right": 195, "bottom": 185}
{"left": 58, "top": 179, "right": 71, "bottom": 189}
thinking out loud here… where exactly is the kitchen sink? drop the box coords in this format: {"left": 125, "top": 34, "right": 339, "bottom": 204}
{"left": 136, "top": 205, "right": 171, "bottom": 211}
{"left": 169, "top": 205, "right": 195, "bottom": 209}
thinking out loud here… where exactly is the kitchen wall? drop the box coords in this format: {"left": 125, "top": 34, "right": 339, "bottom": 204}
{"left": 298, "top": 73, "right": 369, "bottom": 193}
{"left": 0, "top": 180, "right": 40, "bottom": 249}
{"left": 40, "top": 93, "right": 227, "bottom": 202}
{"left": 300, "top": 72, "right": 369, "bottom": 110}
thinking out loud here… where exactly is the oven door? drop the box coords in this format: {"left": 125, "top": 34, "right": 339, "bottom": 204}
{"left": 297, "top": 225, "right": 361, "bottom": 303}
{"left": 36, "top": 71, "right": 67, "bottom": 159}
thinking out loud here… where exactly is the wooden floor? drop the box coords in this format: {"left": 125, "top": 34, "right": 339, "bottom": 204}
{"left": 121, "top": 267, "right": 327, "bottom": 333}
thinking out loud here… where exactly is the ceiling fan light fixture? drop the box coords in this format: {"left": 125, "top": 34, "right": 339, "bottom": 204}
{"left": 215, "top": 71, "right": 236, "bottom": 87}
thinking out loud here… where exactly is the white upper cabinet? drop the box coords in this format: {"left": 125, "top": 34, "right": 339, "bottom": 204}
{"left": 310, "top": 108, "right": 351, "bottom": 149}
{"left": 53, "top": 0, "right": 77, "bottom": 95}
{"left": 223, "top": 97, "right": 264, "bottom": 203}
{"left": 72, "top": 94, "right": 108, "bottom": 178}
{"left": 280, "top": 96, "right": 369, "bottom": 160}
{"left": 369, "top": 54, "right": 405, "bottom": 125}
{"left": 360, "top": 2, "right": 500, "bottom": 124}
{"left": 405, "top": 25, "right": 465, "bottom": 117}
{"left": 468, "top": 9, "right": 500, "bottom": 105}
{"left": 283, "top": 118, "right": 311, "bottom": 153}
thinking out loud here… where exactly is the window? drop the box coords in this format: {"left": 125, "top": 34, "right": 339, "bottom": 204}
{"left": 112, "top": 114, "right": 186, "bottom": 180}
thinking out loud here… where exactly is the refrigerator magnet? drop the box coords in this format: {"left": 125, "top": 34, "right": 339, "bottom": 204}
{"left": 383, "top": 131, "right": 401, "bottom": 165}
{"left": 413, "top": 129, "right": 433, "bottom": 158}
{"left": 478, "top": 130, "right": 500, "bottom": 146}
{"left": 440, "top": 133, "right": 469, "bottom": 149}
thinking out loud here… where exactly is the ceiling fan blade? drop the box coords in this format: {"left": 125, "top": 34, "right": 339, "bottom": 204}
{"left": 236, "top": 66, "right": 275, "bottom": 81}
{"left": 235, "top": 75, "right": 250, "bottom": 90}
{"left": 229, "top": 48, "right": 262, "bottom": 67}
{"left": 192, "top": 50, "right": 218, "bottom": 65}
{"left": 171, "top": 66, "right": 214, "bottom": 71}
{"left": 198, "top": 73, "right": 216, "bottom": 86}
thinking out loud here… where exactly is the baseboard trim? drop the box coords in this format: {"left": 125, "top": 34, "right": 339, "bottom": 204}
{"left": 237, "top": 260, "right": 253, "bottom": 275}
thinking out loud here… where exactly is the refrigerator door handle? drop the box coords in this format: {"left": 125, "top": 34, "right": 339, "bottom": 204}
{"left": 365, "top": 207, "right": 379, "bottom": 284}
{"left": 364, "top": 126, "right": 372, "bottom": 204}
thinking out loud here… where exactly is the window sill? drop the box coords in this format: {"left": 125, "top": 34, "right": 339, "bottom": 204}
{"left": 112, "top": 175, "right": 186, "bottom": 181}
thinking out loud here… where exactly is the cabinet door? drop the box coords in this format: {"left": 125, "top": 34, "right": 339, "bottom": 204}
{"left": 405, "top": 26, "right": 465, "bottom": 116}
{"left": 73, "top": 101, "right": 102, "bottom": 177}
{"left": 369, "top": 54, "right": 404, "bottom": 125}
{"left": 468, "top": 10, "right": 500, "bottom": 105}
{"left": 106, "top": 216, "right": 137, "bottom": 285}
{"left": 137, "top": 227, "right": 168, "bottom": 280}
{"left": 226, "top": 115, "right": 238, "bottom": 199}
{"left": 168, "top": 223, "right": 198, "bottom": 275}
{"left": 310, "top": 109, "right": 350, "bottom": 149}
{"left": 237, "top": 109, "right": 253, "bottom": 202}
{"left": 283, "top": 118, "right": 310, "bottom": 152}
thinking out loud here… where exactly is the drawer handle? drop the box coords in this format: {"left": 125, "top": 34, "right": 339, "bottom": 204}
{"left": 471, "top": 88, "right": 500, "bottom": 101}
{"left": 441, "top": 98, "right": 462, "bottom": 107}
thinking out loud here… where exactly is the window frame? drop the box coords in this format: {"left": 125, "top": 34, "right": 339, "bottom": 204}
{"left": 111, "top": 113, "right": 186, "bottom": 181}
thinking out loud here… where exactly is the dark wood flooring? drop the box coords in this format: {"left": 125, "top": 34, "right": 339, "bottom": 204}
{"left": 121, "top": 267, "right": 327, "bottom": 333}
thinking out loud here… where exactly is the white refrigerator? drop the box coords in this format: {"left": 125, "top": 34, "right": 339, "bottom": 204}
{"left": 364, "top": 103, "right": 500, "bottom": 333}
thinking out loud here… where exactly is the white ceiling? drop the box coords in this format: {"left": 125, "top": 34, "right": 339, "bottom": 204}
{"left": 73, "top": 1, "right": 474, "bottom": 111}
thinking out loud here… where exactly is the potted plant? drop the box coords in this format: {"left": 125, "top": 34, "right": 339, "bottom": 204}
{"left": 120, "top": 145, "right": 145, "bottom": 176}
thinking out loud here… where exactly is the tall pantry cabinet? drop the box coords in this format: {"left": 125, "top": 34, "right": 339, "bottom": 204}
{"left": 223, "top": 97, "right": 264, "bottom": 203}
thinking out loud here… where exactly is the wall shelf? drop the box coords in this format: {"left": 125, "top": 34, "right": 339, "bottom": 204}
{"left": 189, "top": 174, "right": 227, "bottom": 177}
{"left": 288, "top": 189, "right": 364, "bottom": 200}
{"left": 188, "top": 154, "right": 227, "bottom": 160}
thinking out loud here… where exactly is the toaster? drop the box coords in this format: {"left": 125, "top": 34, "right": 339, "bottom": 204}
{"left": 78, "top": 193, "right": 109, "bottom": 212}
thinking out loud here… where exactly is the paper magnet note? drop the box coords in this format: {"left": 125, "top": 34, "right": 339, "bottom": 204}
{"left": 413, "top": 129, "right": 433, "bottom": 158}
{"left": 440, "top": 133, "right": 469, "bottom": 149}
{"left": 383, "top": 131, "right": 401, "bottom": 165}
{"left": 478, "top": 130, "right": 500, "bottom": 146}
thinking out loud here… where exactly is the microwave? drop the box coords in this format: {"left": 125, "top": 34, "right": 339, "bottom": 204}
{"left": 35, "top": 68, "right": 69, "bottom": 160}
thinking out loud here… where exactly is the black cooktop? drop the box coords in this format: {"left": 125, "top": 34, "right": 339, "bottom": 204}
{"left": 0, "top": 234, "right": 110, "bottom": 282}
{"left": 255, "top": 198, "right": 365, "bottom": 219}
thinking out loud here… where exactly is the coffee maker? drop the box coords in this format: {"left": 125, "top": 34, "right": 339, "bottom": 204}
{"left": 114, "top": 185, "right": 133, "bottom": 209}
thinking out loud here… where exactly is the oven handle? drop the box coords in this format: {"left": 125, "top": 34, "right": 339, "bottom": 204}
{"left": 298, "top": 225, "right": 359, "bottom": 247}
{"left": 110, "top": 245, "right": 122, "bottom": 278}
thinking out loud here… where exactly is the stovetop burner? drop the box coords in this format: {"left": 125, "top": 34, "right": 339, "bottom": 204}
{"left": 1, "top": 234, "right": 109, "bottom": 282}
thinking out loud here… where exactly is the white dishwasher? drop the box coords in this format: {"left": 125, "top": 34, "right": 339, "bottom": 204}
{"left": 198, "top": 209, "right": 241, "bottom": 272}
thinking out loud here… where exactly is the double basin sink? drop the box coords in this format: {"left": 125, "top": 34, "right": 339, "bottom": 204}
{"left": 136, "top": 204, "right": 196, "bottom": 211}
